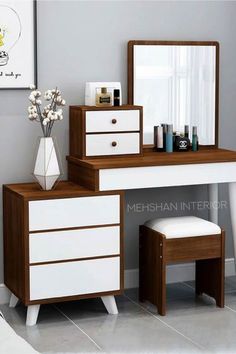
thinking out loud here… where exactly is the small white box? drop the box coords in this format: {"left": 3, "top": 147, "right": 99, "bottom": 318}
{"left": 85, "top": 82, "right": 122, "bottom": 106}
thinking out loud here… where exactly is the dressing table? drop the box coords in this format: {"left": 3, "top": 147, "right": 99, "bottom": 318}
{"left": 67, "top": 41, "right": 236, "bottom": 279}
{"left": 4, "top": 40, "right": 236, "bottom": 326}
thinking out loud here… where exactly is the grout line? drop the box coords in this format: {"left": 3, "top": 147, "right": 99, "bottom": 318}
{"left": 124, "top": 294, "right": 206, "bottom": 351}
{"left": 183, "top": 281, "right": 236, "bottom": 295}
{"left": 53, "top": 305, "right": 103, "bottom": 352}
{"left": 224, "top": 289, "right": 236, "bottom": 294}
{"left": 225, "top": 305, "right": 236, "bottom": 313}
{"left": 182, "top": 282, "right": 195, "bottom": 290}
{"left": 184, "top": 281, "right": 236, "bottom": 316}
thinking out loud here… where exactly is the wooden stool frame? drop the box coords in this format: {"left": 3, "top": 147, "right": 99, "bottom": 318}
{"left": 139, "top": 225, "right": 225, "bottom": 316}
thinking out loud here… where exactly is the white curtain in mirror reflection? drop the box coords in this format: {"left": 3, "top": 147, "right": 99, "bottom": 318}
{"left": 134, "top": 45, "right": 216, "bottom": 145}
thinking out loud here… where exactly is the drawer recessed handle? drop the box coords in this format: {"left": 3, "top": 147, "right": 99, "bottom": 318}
{"left": 112, "top": 141, "right": 117, "bottom": 147}
{"left": 112, "top": 119, "right": 117, "bottom": 124}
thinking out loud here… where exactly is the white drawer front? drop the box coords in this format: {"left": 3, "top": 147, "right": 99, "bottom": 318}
{"left": 30, "top": 257, "right": 120, "bottom": 300}
{"left": 30, "top": 226, "right": 120, "bottom": 263}
{"left": 29, "top": 195, "right": 120, "bottom": 231}
{"left": 86, "top": 133, "right": 140, "bottom": 156}
{"left": 86, "top": 110, "right": 140, "bottom": 133}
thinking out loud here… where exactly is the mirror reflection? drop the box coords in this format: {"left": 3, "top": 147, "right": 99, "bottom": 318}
{"left": 133, "top": 45, "right": 216, "bottom": 145}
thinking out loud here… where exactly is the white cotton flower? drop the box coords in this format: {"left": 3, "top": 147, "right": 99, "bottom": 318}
{"left": 35, "top": 90, "right": 41, "bottom": 97}
{"left": 61, "top": 99, "right": 66, "bottom": 106}
{"left": 35, "top": 99, "right": 42, "bottom": 105}
{"left": 42, "top": 118, "right": 50, "bottom": 126}
{"left": 29, "top": 84, "right": 35, "bottom": 90}
{"left": 56, "top": 96, "right": 62, "bottom": 104}
{"left": 51, "top": 112, "right": 58, "bottom": 120}
{"left": 47, "top": 110, "right": 54, "bottom": 119}
{"left": 29, "top": 114, "right": 36, "bottom": 121}
{"left": 29, "top": 93, "right": 37, "bottom": 103}
{"left": 44, "top": 90, "right": 53, "bottom": 100}
{"left": 29, "top": 98, "right": 36, "bottom": 105}
{"left": 31, "top": 90, "right": 38, "bottom": 97}
{"left": 43, "top": 104, "right": 51, "bottom": 114}
{"left": 28, "top": 105, "right": 36, "bottom": 113}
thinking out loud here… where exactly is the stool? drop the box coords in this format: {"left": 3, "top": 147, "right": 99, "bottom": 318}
{"left": 139, "top": 216, "right": 225, "bottom": 316}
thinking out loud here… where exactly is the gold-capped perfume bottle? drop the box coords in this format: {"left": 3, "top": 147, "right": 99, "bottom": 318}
{"left": 96, "top": 87, "right": 112, "bottom": 107}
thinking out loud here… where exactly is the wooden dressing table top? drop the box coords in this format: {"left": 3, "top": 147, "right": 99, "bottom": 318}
{"left": 67, "top": 148, "right": 236, "bottom": 170}
{"left": 3, "top": 181, "right": 122, "bottom": 200}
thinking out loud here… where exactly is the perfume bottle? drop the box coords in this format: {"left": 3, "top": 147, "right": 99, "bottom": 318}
{"left": 161, "top": 124, "right": 168, "bottom": 152}
{"left": 174, "top": 135, "right": 190, "bottom": 152}
{"left": 192, "top": 126, "right": 199, "bottom": 151}
{"left": 166, "top": 124, "right": 173, "bottom": 153}
{"left": 154, "top": 126, "right": 164, "bottom": 151}
{"left": 113, "top": 89, "right": 120, "bottom": 106}
{"left": 96, "top": 87, "right": 112, "bottom": 107}
{"left": 184, "top": 125, "right": 189, "bottom": 138}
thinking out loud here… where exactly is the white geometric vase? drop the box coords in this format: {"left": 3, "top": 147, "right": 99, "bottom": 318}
{"left": 33, "top": 137, "right": 62, "bottom": 191}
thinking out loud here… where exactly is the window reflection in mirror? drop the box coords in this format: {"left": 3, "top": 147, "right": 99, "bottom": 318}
{"left": 133, "top": 45, "right": 216, "bottom": 145}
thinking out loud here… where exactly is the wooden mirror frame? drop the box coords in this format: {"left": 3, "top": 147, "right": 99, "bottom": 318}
{"left": 127, "top": 40, "right": 220, "bottom": 149}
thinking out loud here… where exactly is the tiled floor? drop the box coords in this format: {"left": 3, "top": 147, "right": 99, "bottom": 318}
{"left": 1, "top": 277, "right": 236, "bottom": 354}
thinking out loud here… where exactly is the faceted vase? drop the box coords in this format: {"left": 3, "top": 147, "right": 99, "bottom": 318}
{"left": 33, "top": 137, "right": 62, "bottom": 191}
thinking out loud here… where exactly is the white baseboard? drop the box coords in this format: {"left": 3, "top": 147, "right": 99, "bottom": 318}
{"left": 124, "top": 258, "right": 236, "bottom": 289}
{"left": 0, "top": 259, "right": 235, "bottom": 303}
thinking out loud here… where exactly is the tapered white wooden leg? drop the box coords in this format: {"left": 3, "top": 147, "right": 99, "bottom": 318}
{"left": 208, "top": 183, "right": 219, "bottom": 224}
{"left": 101, "top": 296, "right": 118, "bottom": 314}
{"left": 229, "top": 182, "right": 236, "bottom": 270}
{"left": 9, "top": 293, "right": 19, "bottom": 308}
{"left": 26, "top": 305, "right": 40, "bottom": 326}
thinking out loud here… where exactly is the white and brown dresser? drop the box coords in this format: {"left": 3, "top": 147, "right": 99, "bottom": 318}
{"left": 69, "top": 105, "right": 143, "bottom": 158}
{"left": 3, "top": 181, "right": 124, "bottom": 326}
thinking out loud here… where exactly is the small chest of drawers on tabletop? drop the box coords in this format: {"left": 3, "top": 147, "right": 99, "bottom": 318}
{"left": 69, "top": 105, "right": 143, "bottom": 159}
{"left": 3, "top": 181, "right": 124, "bottom": 326}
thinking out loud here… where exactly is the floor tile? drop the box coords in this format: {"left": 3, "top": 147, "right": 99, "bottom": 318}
{"left": 126, "top": 282, "right": 195, "bottom": 303}
{"left": 163, "top": 306, "right": 236, "bottom": 353}
{"left": 2, "top": 279, "right": 236, "bottom": 353}
{"left": 57, "top": 295, "right": 203, "bottom": 354}
{"left": 0, "top": 303, "right": 101, "bottom": 354}
{"left": 225, "top": 276, "right": 236, "bottom": 293}
{"left": 186, "top": 275, "right": 236, "bottom": 294}
{"left": 135, "top": 287, "right": 236, "bottom": 354}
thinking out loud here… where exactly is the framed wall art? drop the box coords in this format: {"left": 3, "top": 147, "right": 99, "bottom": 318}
{"left": 0, "top": 0, "right": 37, "bottom": 89}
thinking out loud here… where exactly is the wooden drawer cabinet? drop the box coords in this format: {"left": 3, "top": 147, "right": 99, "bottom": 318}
{"left": 29, "top": 195, "right": 120, "bottom": 231}
{"left": 85, "top": 109, "right": 140, "bottom": 132}
{"left": 29, "top": 226, "right": 120, "bottom": 263}
{"left": 70, "top": 105, "right": 143, "bottom": 159}
{"left": 3, "top": 182, "right": 124, "bottom": 325}
{"left": 30, "top": 257, "right": 120, "bottom": 301}
{"left": 86, "top": 132, "right": 140, "bottom": 156}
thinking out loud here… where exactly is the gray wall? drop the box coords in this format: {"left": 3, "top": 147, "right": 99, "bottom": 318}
{"left": 1, "top": 0, "right": 236, "bottom": 282}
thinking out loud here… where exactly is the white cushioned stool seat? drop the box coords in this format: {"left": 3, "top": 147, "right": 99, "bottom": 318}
{"left": 144, "top": 216, "right": 221, "bottom": 239}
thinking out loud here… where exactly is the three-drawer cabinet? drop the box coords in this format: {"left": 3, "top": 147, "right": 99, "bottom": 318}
{"left": 3, "top": 182, "right": 124, "bottom": 325}
{"left": 69, "top": 105, "right": 143, "bottom": 158}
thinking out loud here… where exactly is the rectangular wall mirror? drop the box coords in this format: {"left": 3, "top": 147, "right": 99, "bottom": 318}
{"left": 128, "top": 41, "right": 219, "bottom": 147}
